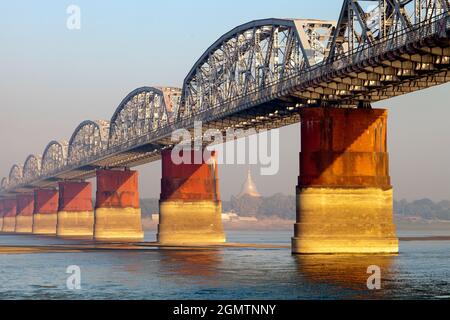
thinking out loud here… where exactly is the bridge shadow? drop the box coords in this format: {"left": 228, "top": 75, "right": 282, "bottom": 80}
{"left": 58, "top": 182, "right": 93, "bottom": 211}
{"left": 298, "top": 107, "right": 390, "bottom": 189}
{"left": 160, "top": 149, "right": 219, "bottom": 202}
{"left": 95, "top": 170, "right": 139, "bottom": 209}
{"left": 34, "top": 189, "right": 57, "bottom": 213}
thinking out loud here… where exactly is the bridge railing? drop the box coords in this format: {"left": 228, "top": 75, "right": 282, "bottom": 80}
{"left": 327, "top": 13, "right": 450, "bottom": 73}
{"left": 171, "top": 13, "right": 450, "bottom": 125}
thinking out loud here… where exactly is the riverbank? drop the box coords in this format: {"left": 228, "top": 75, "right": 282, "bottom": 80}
{"left": 142, "top": 217, "right": 295, "bottom": 231}
{"left": 395, "top": 217, "right": 450, "bottom": 232}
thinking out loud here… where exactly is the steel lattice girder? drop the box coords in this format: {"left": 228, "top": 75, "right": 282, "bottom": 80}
{"left": 8, "top": 164, "right": 23, "bottom": 187}
{"left": 328, "top": 0, "right": 450, "bottom": 61}
{"left": 108, "top": 87, "right": 181, "bottom": 148}
{"left": 23, "top": 154, "right": 42, "bottom": 183}
{"left": 41, "top": 140, "right": 68, "bottom": 177}
{"left": 180, "top": 18, "right": 336, "bottom": 120}
{"left": 67, "top": 120, "right": 110, "bottom": 165}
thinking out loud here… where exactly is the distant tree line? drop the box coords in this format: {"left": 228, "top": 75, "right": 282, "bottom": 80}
{"left": 139, "top": 197, "right": 450, "bottom": 221}
{"left": 139, "top": 195, "right": 297, "bottom": 220}
{"left": 140, "top": 199, "right": 159, "bottom": 218}
{"left": 394, "top": 199, "right": 450, "bottom": 221}
{"left": 223, "top": 194, "right": 296, "bottom": 220}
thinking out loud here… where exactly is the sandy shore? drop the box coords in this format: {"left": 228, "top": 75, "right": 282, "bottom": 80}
{"left": 0, "top": 241, "right": 288, "bottom": 255}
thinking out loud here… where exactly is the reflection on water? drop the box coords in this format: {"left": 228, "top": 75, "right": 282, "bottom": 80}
{"left": 157, "top": 250, "right": 223, "bottom": 278}
{"left": 0, "top": 231, "right": 449, "bottom": 299}
{"left": 295, "top": 254, "right": 397, "bottom": 298}
{"left": 156, "top": 250, "right": 224, "bottom": 288}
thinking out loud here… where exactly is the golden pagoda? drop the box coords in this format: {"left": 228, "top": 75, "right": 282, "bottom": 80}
{"left": 238, "top": 169, "right": 261, "bottom": 198}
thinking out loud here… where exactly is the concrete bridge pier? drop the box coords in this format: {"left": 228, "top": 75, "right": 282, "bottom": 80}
{"left": 94, "top": 169, "right": 144, "bottom": 242}
{"left": 57, "top": 181, "right": 94, "bottom": 239}
{"left": 33, "top": 188, "right": 59, "bottom": 235}
{"left": 292, "top": 107, "right": 399, "bottom": 254}
{"left": 157, "top": 149, "right": 225, "bottom": 245}
{"left": 15, "top": 194, "right": 34, "bottom": 233}
{"left": 1, "top": 198, "right": 17, "bottom": 232}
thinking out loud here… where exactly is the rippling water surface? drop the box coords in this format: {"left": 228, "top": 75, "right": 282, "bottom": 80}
{"left": 0, "top": 230, "right": 449, "bottom": 300}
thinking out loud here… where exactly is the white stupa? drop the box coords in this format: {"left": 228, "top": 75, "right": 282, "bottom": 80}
{"left": 238, "top": 169, "right": 261, "bottom": 198}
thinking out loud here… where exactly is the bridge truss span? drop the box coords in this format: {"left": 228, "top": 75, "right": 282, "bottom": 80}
{"left": 67, "top": 120, "right": 110, "bottom": 166}
{"left": 314, "top": 0, "right": 450, "bottom": 105}
{"left": 8, "top": 164, "right": 23, "bottom": 189}
{"left": 179, "top": 18, "right": 336, "bottom": 120}
{"left": 108, "top": 87, "right": 181, "bottom": 150}
{"left": 23, "top": 155, "right": 42, "bottom": 184}
{"left": 41, "top": 141, "right": 68, "bottom": 177}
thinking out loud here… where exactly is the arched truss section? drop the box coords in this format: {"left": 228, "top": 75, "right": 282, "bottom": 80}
{"left": 161, "top": 87, "right": 183, "bottom": 119}
{"left": 327, "top": 0, "right": 450, "bottom": 62}
{"left": 108, "top": 87, "right": 181, "bottom": 147}
{"left": 180, "top": 18, "right": 335, "bottom": 119}
{"left": 1, "top": 177, "right": 8, "bottom": 190}
{"left": 41, "top": 140, "right": 68, "bottom": 175}
{"left": 23, "top": 154, "right": 42, "bottom": 182}
{"left": 68, "top": 120, "right": 110, "bottom": 164}
{"left": 9, "top": 164, "right": 23, "bottom": 187}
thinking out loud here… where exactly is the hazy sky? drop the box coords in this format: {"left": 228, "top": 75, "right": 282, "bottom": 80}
{"left": 0, "top": 0, "right": 449, "bottom": 201}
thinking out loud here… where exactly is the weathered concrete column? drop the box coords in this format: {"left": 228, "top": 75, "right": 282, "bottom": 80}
{"left": 158, "top": 149, "right": 225, "bottom": 244}
{"left": 57, "top": 181, "right": 94, "bottom": 239}
{"left": 2, "top": 198, "right": 17, "bottom": 232}
{"left": 33, "top": 188, "right": 59, "bottom": 235}
{"left": 94, "top": 170, "right": 144, "bottom": 241}
{"left": 292, "top": 107, "right": 399, "bottom": 254}
{"left": 15, "top": 194, "right": 34, "bottom": 233}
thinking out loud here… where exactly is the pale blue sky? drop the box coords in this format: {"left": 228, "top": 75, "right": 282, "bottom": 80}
{"left": 0, "top": 0, "right": 449, "bottom": 201}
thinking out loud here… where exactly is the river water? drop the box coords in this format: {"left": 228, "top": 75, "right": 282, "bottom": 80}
{"left": 0, "top": 230, "right": 449, "bottom": 300}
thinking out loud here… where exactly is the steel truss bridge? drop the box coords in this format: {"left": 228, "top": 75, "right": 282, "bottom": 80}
{"left": 1, "top": 0, "right": 450, "bottom": 196}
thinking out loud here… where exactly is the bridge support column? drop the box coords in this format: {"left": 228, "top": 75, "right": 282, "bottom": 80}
{"left": 94, "top": 170, "right": 144, "bottom": 242}
{"left": 15, "top": 194, "right": 34, "bottom": 233}
{"left": 292, "top": 107, "right": 399, "bottom": 254}
{"left": 33, "top": 189, "right": 59, "bottom": 235}
{"left": 1, "top": 198, "right": 17, "bottom": 232}
{"left": 158, "top": 149, "right": 225, "bottom": 245}
{"left": 57, "top": 181, "right": 94, "bottom": 239}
